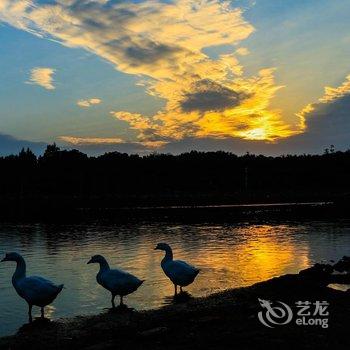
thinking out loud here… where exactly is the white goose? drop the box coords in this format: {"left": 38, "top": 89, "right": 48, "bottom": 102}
{"left": 87, "top": 255, "right": 144, "bottom": 307}
{"left": 1, "top": 252, "right": 64, "bottom": 321}
{"left": 155, "top": 243, "right": 200, "bottom": 294}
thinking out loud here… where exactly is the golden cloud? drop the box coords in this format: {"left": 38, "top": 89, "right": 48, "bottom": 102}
{"left": 1, "top": 0, "right": 303, "bottom": 146}
{"left": 27, "top": 67, "right": 55, "bottom": 90}
{"left": 112, "top": 68, "right": 297, "bottom": 142}
{"left": 319, "top": 74, "right": 350, "bottom": 103}
{"left": 77, "top": 98, "right": 102, "bottom": 108}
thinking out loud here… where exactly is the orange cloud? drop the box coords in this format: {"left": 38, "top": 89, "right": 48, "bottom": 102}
{"left": 112, "top": 68, "right": 297, "bottom": 143}
{"left": 319, "top": 74, "right": 350, "bottom": 103}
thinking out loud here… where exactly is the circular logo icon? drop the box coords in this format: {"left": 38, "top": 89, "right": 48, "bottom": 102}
{"left": 258, "top": 298, "right": 293, "bottom": 328}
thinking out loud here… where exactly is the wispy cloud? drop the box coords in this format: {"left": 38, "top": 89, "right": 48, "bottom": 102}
{"left": 1, "top": 0, "right": 302, "bottom": 146}
{"left": 27, "top": 67, "right": 55, "bottom": 90}
{"left": 77, "top": 98, "right": 102, "bottom": 108}
{"left": 319, "top": 75, "right": 350, "bottom": 103}
{"left": 59, "top": 136, "right": 167, "bottom": 149}
{"left": 59, "top": 136, "right": 123, "bottom": 145}
{"left": 235, "top": 47, "right": 250, "bottom": 56}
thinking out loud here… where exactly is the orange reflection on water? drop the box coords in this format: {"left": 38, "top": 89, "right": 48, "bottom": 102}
{"left": 53, "top": 225, "right": 311, "bottom": 301}
{"left": 193, "top": 225, "right": 311, "bottom": 293}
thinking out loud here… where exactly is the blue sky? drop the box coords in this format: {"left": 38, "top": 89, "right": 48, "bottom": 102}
{"left": 0, "top": 0, "right": 350, "bottom": 155}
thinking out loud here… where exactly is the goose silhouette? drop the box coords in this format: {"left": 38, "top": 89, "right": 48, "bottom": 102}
{"left": 155, "top": 243, "right": 200, "bottom": 295}
{"left": 87, "top": 254, "right": 144, "bottom": 308}
{"left": 1, "top": 252, "right": 63, "bottom": 322}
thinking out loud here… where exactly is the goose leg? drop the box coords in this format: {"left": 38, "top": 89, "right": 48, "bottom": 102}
{"left": 111, "top": 294, "right": 116, "bottom": 308}
{"left": 174, "top": 284, "right": 178, "bottom": 295}
{"left": 28, "top": 304, "right": 33, "bottom": 323}
{"left": 180, "top": 286, "right": 183, "bottom": 293}
{"left": 41, "top": 307, "right": 45, "bottom": 319}
{"left": 120, "top": 296, "right": 124, "bottom": 306}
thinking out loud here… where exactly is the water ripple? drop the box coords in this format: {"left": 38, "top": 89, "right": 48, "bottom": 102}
{"left": 0, "top": 221, "right": 350, "bottom": 336}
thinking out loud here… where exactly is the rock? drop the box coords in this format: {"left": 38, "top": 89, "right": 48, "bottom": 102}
{"left": 333, "top": 256, "right": 350, "bottom": 272}
{"left": 299, "top": 263, "right": 333, "bottom": 285}
{"left": 138, "top": 327, "right": 168, "bottom": 337}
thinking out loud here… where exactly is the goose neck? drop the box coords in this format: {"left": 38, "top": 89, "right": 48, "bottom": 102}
{"left": 98, "top": 259, "right": 110, "bottom": 273}
{"left": 162, "top": 247, "right": 173, "bottom": 263}
{"left": 13, "top": 256, "right": 26, "bottom": 281}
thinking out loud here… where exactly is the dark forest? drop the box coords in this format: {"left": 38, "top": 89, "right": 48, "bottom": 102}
{"left": 0, "top": 144, "right": 349, "bottom": 220}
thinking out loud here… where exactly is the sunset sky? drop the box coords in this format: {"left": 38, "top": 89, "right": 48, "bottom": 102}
{"left": 0, "top": 0, "right": 350, "bottom": 155}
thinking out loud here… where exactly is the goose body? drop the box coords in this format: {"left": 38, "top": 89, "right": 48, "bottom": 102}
{"left": 88, "top": 255, "right": 144, "bottom": 307}
{"left": 1, "top": 252, "right": 63, "bottom": 321}
{"left": 155, "top": 243, "right": 199, "bottom": 294}
{"left": 13, "top": 275, "right": 63, "bottom": 307}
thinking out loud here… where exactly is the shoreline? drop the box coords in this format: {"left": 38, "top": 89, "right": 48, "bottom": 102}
{"left": 1, "top": 260, "right": 350, "bottom": 350}
{"left": 1, "top": 200, "right": 347, "bottom": 223}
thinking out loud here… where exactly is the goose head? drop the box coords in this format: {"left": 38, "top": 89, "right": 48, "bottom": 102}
{"left": 154, "top": 243, "right": 171, "bottom": 251}
{"left": 87, "top": 255, "right": 107, "bottom": 265}
{"left": 1, "top": 252, "right": 22, "bottom": 263}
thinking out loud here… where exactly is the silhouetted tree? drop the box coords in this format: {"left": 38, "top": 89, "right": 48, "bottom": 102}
{"left": 1, "top": 147, "right": 350, "bottom": 219}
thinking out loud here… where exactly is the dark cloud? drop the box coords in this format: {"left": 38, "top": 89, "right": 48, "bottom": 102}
{"left": 284, "top": 92, "right": 350, "bottom": 153}
{"left": 305, "top": 95, "right": 350, "bottom": 140}
{"left": 125, "top": 41, "right": 181, "bottom": 64}
{"left": 181, "top": 80, "right": 248, "bottom": 112}
{"left": 81, "top": 18, "right": 107, "bottom": 30}
{"left": 68, "top": 0, "right": 134, "bottom": 14}
{"left": 0, "top": 134, "right": 46, "bottom": 156}
{"left": 65, "top": 0, "right": 181, "bottom": 67}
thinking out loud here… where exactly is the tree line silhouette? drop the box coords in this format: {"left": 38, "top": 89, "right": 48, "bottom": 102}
{"left": 0, "top": 144, "right": 349, "bottom": 220}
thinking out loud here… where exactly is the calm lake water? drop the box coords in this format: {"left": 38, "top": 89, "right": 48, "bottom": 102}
{"left": 0, "top": 221, "right": 350, "bottom": 336}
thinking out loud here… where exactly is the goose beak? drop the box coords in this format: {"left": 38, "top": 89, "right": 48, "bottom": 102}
{"left": 0, "top": 257, "right": 7, "bottom": 262}
{"left": 87, "top": 258, "right": 93, "bottom": 264}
